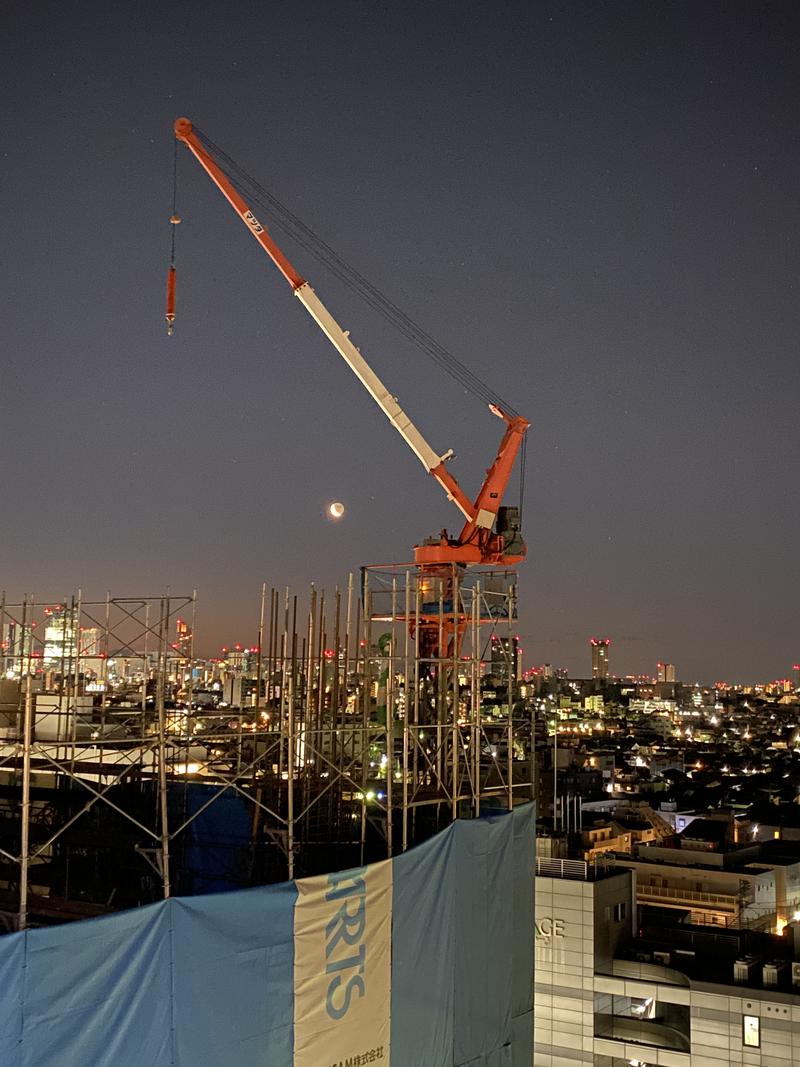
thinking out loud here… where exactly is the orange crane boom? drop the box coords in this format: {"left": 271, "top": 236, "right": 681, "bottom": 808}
{"left": 172, "top": 117, "right": 529, "bottom": 567}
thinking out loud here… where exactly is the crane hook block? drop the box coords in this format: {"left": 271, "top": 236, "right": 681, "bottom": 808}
{"left": 166, "top": 266, "right": 176, "bottom": 335}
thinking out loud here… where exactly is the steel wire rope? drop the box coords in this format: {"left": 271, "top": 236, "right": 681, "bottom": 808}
{"left": 169, "top": 139, "right": 178, "bottom": 268}
{"left": 518, "top": 436, "right": 527, "bottom": 528}
{"left": 232, "top": 175, "right": 502, "bottom": 409}
{"left": 194, "top": 129, "right": 519, "bottom": 417}
{"left": 190, "top": 128, "right": 529, "bottom": 529}
{"left": 200, "top": 136, "right": 503, "bottom": 407}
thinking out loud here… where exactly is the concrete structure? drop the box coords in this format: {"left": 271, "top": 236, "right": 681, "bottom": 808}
{"left": 580, "top": 811, "right": 672, "bottom": 861}
{"left": 535, "top": 859, "right": 639, "bottom": 1065}
{"left": 581, "top": 821, "right": 635, "bottom": 861}
{"left": 614, "top": 840, "right": 800, "bottom": 933}
{"left": 534, "top": 858, "right": 800, "bottom": 1065}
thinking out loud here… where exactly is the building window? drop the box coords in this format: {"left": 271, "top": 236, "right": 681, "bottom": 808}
{"left": 743, "top": 1015, "right": 760, "bottom": 1048}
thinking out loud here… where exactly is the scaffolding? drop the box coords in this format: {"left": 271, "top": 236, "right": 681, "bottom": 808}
{"left": 0, "top": 571, "right": 532, "bottom": 929}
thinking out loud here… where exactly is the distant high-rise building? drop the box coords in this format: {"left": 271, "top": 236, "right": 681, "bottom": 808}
{"left": 174, "top": 618, "right": 192, "bottom": 660}
{"left": 1, "top": 621, "right": 34, "bottom": 675}
{"left": 43, "top": 606, "right": 77, "bottom": 665}
{"left": 656, "top": 661, "right": 676, "bottom": 683}
{"left": 589, "top": 638, "right": 610, "bottom": 680}
{"left": 222, "top": 644, "right": 257, "bottom": 674}
{"left": 78, "top": 628, "right": 100, "bottom": 657}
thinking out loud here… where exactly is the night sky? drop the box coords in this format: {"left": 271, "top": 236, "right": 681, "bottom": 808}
{"left": 3, "top": 2, "right": 799, "bottom": 682}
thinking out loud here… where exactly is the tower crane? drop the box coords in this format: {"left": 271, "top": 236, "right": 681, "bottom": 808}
{"left": 169, "top": 118, "right": 529, "bottom": 569}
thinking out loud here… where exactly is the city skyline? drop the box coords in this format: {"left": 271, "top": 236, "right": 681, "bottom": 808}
{"left": 2, "top": 591, "right": 795, "bottom": 688}
{"left": 3, "top": 3, "right": 798, "bottom": 682}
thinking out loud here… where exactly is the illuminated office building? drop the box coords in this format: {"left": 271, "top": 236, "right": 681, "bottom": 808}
{"left": 657, "top": 661, "right": 677, "bottom": 683}
{"left": 590, "top": 638, "right": 610, "bottom": 680}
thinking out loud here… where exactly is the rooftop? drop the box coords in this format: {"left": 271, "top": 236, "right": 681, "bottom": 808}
{"left": 618, "top": 919, "right": 800, "bottom": 995}
{"left": 535, "top": 856, "right": 619, "bottom": 882}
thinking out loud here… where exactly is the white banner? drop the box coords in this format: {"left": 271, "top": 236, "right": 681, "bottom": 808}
{"left": 293, "top": 859, "right": 392, "bottom": 1067}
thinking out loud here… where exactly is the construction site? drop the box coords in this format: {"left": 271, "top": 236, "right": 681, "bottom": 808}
{"left": 0, "top": 118, "right": 534, "bottom": 931}
{"left": 0, "top": 570, "right": 531, "bottom": 928}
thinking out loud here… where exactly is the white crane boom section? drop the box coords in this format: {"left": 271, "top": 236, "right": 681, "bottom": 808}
{"left": 296, "top": 283, "right": 471, "bottom": 519}
{"left": 171, "top": 117, "right": 476, "bottom": 526}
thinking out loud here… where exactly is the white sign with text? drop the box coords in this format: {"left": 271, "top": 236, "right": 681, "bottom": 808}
{"left": 294, "top": 860, "right": 392, "bottom": 1067}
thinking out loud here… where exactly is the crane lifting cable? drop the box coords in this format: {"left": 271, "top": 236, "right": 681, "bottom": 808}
{"left": 165, "top": 139, "right": 181, "bottom": 334}
{"left": 192, "top": 127, "right": 519, "bottom": 419}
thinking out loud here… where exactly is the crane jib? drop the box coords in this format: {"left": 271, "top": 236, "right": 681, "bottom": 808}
{"left": 171, "top": 116, "right": 529, "bottom": 566}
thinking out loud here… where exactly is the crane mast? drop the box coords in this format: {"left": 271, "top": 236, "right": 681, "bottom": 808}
{"left": 172, "top": 117, "right": 529, "bottom": 566}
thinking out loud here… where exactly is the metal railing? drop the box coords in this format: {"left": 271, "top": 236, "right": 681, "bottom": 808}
{"left": 536, "top": 856, "right": 611, "bottom": 881}
{"left": 636, "top": 882, "right": 740, "bottom": 910}
{"left": 594, "top": 1013, "right": 691, "bottom": 1054}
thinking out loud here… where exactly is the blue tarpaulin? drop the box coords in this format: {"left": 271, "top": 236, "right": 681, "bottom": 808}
{"left": 178, "top": 784, "right": 252, "bottom": 894}
{"left": 0, "top": 804, "right": 534, "bottom": 1066}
